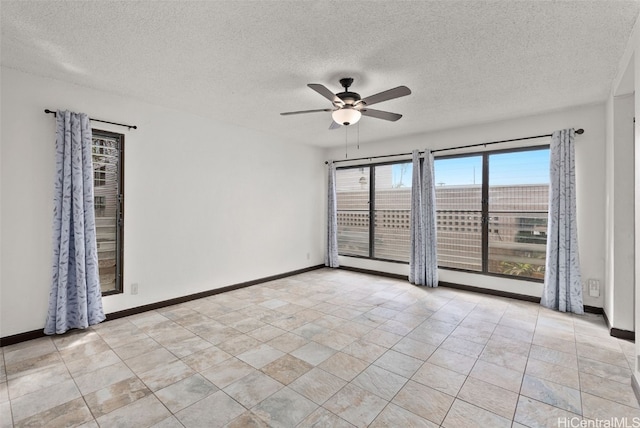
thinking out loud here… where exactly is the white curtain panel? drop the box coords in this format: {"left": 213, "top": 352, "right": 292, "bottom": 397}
{"left": 541, "top": 129, "right": 584, "bottom": 314}
{"left": 409, "top": 150, "right": 438, "bottom": 287}
{"left": 45, "top": 110, "right": 105, "bottom": 335}
{"left": 325, "top": 161, "right": 339, "bottom": 268}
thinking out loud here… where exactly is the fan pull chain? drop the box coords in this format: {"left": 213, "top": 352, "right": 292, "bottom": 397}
{"left": 357, "top": 122, "right": 360, "bottom": 150}
{"left": 345, "top": 126, "right": 348, "bottom": 158}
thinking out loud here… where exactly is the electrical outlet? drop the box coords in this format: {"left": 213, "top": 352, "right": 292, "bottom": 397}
{"left": 131, "top": 283, "right": 139, "bottom": 295}
{"left": 588, "top": 279, "right": 600, "bottom": 297}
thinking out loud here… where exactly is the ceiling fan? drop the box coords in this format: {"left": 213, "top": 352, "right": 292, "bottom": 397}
{"left": 280, "top": 78, "right": 411, "bottom": 129}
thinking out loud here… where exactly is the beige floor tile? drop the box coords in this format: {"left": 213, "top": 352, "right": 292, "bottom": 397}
{"left": 74, "top": 361, "right": 134, "bottom": 395}
{"left": 442, "top": 399, "right": 511, "bottom": 428}
{"left": 576, "top": 342, "right": 629, "bottom": 368}
{"left": 5, "top": 351, "right": 63, "bottom": 381}
{"left": 112, "top": 336, "right": 162, "bottom": 360}
{"left": 13, "top": 396, "right": 93, "bottom": 428}
{"left": 261, "top": 354, "right": 313, "bottom": 384}
{"left": 252, "top": 386, "right": 318, "bottom": 427}
{"left": 124, "top": 348, "right": 177, "bottom": 375}
{"left": 289, "top": 367, "right": 346, "bottom": 404}
{"left": 520, "top": 374, "right": 582, "bottom": 414}
{"left": 266, "top": 332, "right": 308, "bottom": 353}
{"left": 176, "top": 391, "right": 245, "bottom": 428}
{"left": 580, "top": 372, "right": 639, "bottom": 408}
{"left": 290, "top": 341, "right": 336, "bottom": 365}
{"left": 325, "top": 383, "right": 388, "bottom": 427}
{"left": 83, "top": 376, "right": 150, "bottom": 418}
{"left": 468, "top": 359, "right": 523, "bottom": 393}
{"left": 412, "top": 361, "right": 466, "bottom": 396}
{"left": 138, "top": 359, "right": 196, "bottom": 392}
{"left": 361, "top": 328, "right": 404, "bottom": 348}
{"left": 201, "top": 357, "right": 256, "bottom": 388}
{"left": 342, "top": 339, "right": 388, "bottom": 363}
{"left": 457, "top": 377, "right": 518, "bottom": 419}
{"left": 10, "top": 379, "right": 80, "bottom": 423}
{"left": 318, "top": 352, "right": 369, "bottom": 381}
{"left": 0, "top": 401, "right": 12, "bottom": 428}
{"left": 297, "top": 407, "right": 355, "bottom": 428}
{"left": 370, "top": 403, "right": 437, "bottom": 427}
{"left": 514, "top": 395, "right": 582, "bottom": 428}
{"left": 217, "top": 334, "right": 262, "bottom": 356}
{"left": 581, "top": 392, "right": 640, "bottom": 420}
{"left": 223, "top": 370, "right": 283, "bottom": 408}
{"left": 155, "top": 374, "right": 217, "bottom": 413}
{"left": 428, "top": 347, "right": 477, "bottom": 375}
{"left": 392, "top": 337, "right": 437, "bottom": 361}
{"left": 529, "top": 345, "right": 578, "bottom": 370}
{"left": 351, "top": 364, "right": 408, "bottom": 401}
{"left": 526, "top": 358, "right": 580, "bottom": 389}
{"left": 3, "top": 269, "right": 638, "bottom": 428}
{"left": 181, "top": 345, "right": 232, "bottom": 371}
{"left": 441, "top": 336, "right": 486, "bottom": 358}
{"left": 163, "top": 335, "right": 212, "bottom": 358}
{"left": 392, "top": 380, "right": 454, "bottom": 425}
{"left": 484, "top": 334, "right": 531, "bottom": 357}
{"left": 225, "top": 411, "right": 270, "bottom": 428}
{"left": 8, "top": 363, "right": 71, "bottom": 399}
{"left": 578, "top": 356, "right": 632, "bottom": 383}
{"left": 236, "top": 343, "right": 285, "bottom": 369}
{"left": 374, "top": 349, "right": 424, "bottom": 378}
{"left": 479, "top": 346, "right": 528, "bottom": 372}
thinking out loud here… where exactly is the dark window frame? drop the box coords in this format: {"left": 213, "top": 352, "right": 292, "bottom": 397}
{"left": 335, "top": 145, "right": 549, "bottom": 282}
{"left": 336, "top": 159, "right": 412, "bottom": 264}
{"left": 92, "top": 128, "right": 125, "bottom": 296}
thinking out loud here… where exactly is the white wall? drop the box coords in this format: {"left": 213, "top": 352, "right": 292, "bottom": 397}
{"left": 0, "top": 67, "right": 325, "bottom": 337}
{"left": 605, "top": 91, "right": 635, "bottom": 332}
{"left": 325, "top": 104, "right": 606, "bottom": 307}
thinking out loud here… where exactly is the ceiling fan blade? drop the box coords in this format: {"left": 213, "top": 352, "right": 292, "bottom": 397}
{"left": 329, "top": 120, "right": 341, "bottom": 130}
{"left": 360, "top": 86, "right": 411, "bottom": 106}
{"left": 360, "top": 108, "right": 403, "bottom": 121}
{"left": 308, "top": 84, "right": 344, "bottom": 106}
{"left": 280, "top": 108, "right": 333, "bottom": 116}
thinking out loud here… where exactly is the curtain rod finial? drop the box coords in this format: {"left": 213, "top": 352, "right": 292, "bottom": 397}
{"left": 575, "top": 128, "right": 584, "bottom": 135}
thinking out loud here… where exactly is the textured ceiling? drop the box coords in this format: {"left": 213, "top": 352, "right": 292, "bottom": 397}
{"left": 2, "top": 1, "right": 639, "bottom": 147}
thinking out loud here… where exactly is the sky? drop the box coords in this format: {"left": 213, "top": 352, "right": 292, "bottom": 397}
{"left": 392, "top": 149, "right": 550, "bottom": 187}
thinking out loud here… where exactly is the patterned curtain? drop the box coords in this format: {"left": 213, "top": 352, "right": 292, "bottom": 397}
{"left": 541, "top": 129, "right": 583, "bottom": 314}
{"left": 325, "top": 161, "right": 339, "bottom": 268}
{"left": 44, "top": 110, "right": 105, "bottom": 334}
{"left": 409, "top": 150, "right": 438, "bottom": 286}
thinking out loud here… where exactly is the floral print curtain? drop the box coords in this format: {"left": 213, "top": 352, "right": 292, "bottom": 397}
{"left": 44, "top": 110, "right": 105, "bottom": 334}
{"left": 541, "top": 129, "right": 584, "bottom": 314}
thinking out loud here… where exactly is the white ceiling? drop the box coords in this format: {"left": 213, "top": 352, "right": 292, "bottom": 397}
{"left": 2, "top": 1, "right": 639, "bottom": 147}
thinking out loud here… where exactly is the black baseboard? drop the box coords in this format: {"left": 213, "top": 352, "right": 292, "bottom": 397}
{"left": 602, "top": 309, "right": 635, "bottom": 341}
{"left": 438, "top": 281, "right": 541, "bottom": 303}
{"left": 585, "top": 305, "right": 603, "bottom": 315}
{"left": 0, "top": 264, "right": 324, "bottom": 347}
{"left": 632, "top": 374, "right": 640, "bottom": 406}
{"left": 337, "top": 265, "right": 406, "bottom": 281}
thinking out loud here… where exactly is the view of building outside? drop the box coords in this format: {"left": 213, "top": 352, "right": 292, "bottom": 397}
{"left": 93, "top": 134, "right": 121, "bottom": 293}
{"left": 336, "top": 148, "right": 549, "bottom": 280}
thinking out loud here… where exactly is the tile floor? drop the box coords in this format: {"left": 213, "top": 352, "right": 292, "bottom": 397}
{"left": 1, "top": 268, "right": 638, "bottom": 427}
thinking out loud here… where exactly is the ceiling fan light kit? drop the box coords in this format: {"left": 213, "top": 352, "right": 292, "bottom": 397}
{"left": 332, "top": 107, "right": 361, "bottom": 126}
{"left": 281, "top": 77, "right": 411, "bottom": 129}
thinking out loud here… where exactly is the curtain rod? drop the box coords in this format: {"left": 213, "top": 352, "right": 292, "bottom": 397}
{"left": 324, "top": 128, "right": 584, "bottom": 165}
{"left": 44, "top": 109, "right": 137, "bottom": 130}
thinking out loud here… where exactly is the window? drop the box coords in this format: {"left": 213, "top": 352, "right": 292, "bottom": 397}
{"left": 335, "top": 146, "right": 549, "bottom": 281}
{"left": 92, "top": 130, "right": 124, "bottom": 295}
{"left": 336, "top": 162, "right": 412, "bottom": 262}
{"left": 435, "top": 147, "right": 549, "bottom": 280}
